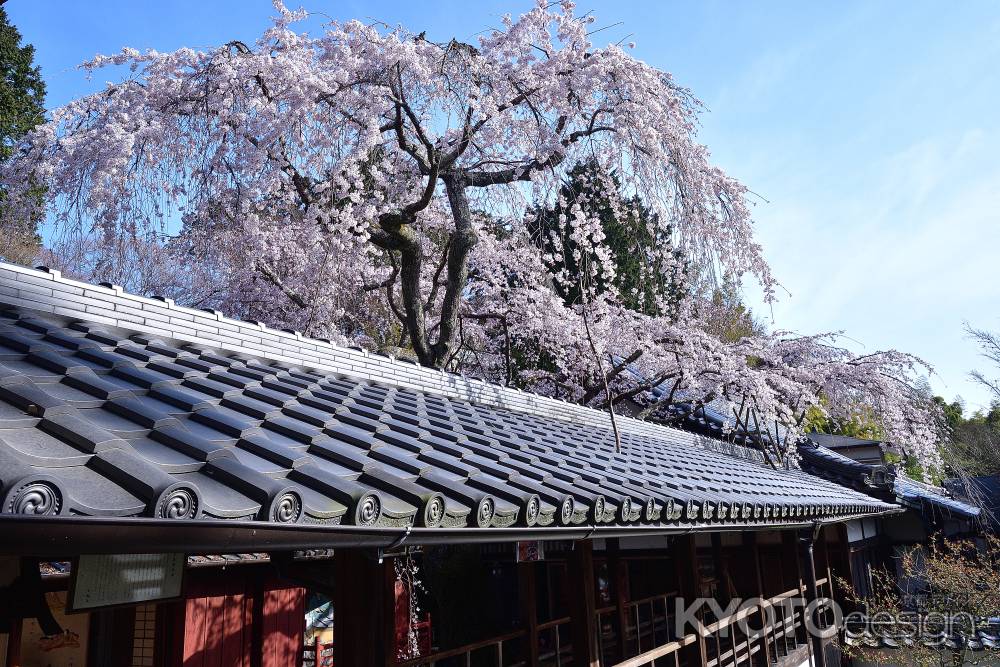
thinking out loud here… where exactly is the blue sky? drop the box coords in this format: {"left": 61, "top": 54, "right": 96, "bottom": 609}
{"left": 7, "top": 0, "right": 1000, "bottom": 413}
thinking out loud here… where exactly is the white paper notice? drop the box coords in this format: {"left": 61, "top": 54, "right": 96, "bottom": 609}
{"left": 70, "top": 553, "right": 184, "bottom": 611}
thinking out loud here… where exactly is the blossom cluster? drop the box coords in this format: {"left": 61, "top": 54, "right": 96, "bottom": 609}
{"left": 0, "top": 0, "right": 943, "bottom": 468}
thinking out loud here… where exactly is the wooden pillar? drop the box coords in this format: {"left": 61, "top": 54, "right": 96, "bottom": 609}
{"left": 798, "top": 529, "right": 827, "bottom": 667}
{"left": 567, "top": 541, "right": 600, "bottom": 667}
{"left": 333, "top": 549, "right": 392, "bottom": 667}
{"left": 154, "top": 600, "right": 185, "bottom": 667}
{"left": 837, "top": 523, "right": 855, "bottom": 583}
{"left": 249, "top": 574, "right": 265, "bottom": 667}
{"left": 607, "top": 538, "right": 629, "bottom": 662}
{"left": 824, "top": 537, "right": 834, "bottom": 593}
{"left": 6, "top": 618, "right": 22, "bottom": 667}
{"left": 383, "top": 559, "right": 397, "bottom": 667}
{"left": 87, "top": 607, "right": 136, "bottom": 667}
{"left": 822, "top": 531, "right": 837, "bottom": 630}
{"left": 672, "top": 534, "right": 708, "bottom": 666}
{"left": 710, "top": 534, "right": 727, "bottom": 665}
{"left": 747, "top": 533, "right": 772, "bottom": 667}
{"left": 711, "top": 533, "right": 727, "bottom": 600}
{"left": 781, "top": 529, "right": 809, "bottom": 661}
{"left": 518, "top": 561, "right": 540, "bottom": 667}
{"left": 830, "top": 524, "right": 857, "bottom": 616}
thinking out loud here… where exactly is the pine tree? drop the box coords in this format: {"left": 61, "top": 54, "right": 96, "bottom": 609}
{"left": 0, "top": 4, "right": 46, "bottom": 265}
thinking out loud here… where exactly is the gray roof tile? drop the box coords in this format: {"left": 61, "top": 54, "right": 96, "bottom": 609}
{"left": 0, "top": 270, "right": 898, "bottom": 535}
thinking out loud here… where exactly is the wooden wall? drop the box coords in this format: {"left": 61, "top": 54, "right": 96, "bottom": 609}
{"left": 180, "top": 583, "right": 254, "bottom": 667}
{"left": 164, "top": 568, "right": 305, "bottom": 667}
{"left": 260, "top": 587, "right": 306, "bottom": 667}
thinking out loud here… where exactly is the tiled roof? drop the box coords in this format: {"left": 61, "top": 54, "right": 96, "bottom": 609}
{"left": 798, "top": 438, "right": 981, "bottom": 521}
{"left": 798, "top": 438, "right": 895, "bottom": 491}
{"left": 946, "top": 475, "right": 1000, "bottom": 528}
{"left": 0, "top": 263, "right": 895, "bottom": 541}
{"left": 894, "top": 476, "right": 981, "bottom": 520}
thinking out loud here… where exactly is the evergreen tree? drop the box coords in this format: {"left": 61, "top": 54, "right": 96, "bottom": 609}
{"left": 529, "top": 161, "right": 686, "bottom": 317}
{"left": 0, "top": 5, "right": 45, "bottom": 265}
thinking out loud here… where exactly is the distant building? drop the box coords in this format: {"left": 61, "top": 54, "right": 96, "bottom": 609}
{"left": 800, "top": 434, "right": 889, "bottom": 467}
{"left": 946, "top": 474, "right": 1000, "bottom": 533}
{"left": 798, "top": 433, "right": 982, "bottom": 608}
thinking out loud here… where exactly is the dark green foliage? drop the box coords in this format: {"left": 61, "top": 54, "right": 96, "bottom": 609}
{"left": 934, "top": 395, "right": 965, "bottom": 431}
{"left": 0, "top": 7, "right": 45, "bottom": 160}
{"left": 0, "top": 6, "right": 45, "bottom": 265}
{"left": 529, "top": 161, "right": 686, "bottom": 317}
{"left": 939, "top": 397, "right": 1000, "bottom": 476}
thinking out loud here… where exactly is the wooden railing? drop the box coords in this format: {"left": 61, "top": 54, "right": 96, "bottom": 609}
{"left": 608, "top": 580, "right": 827, "bottom": 667}
{"left": 395, "top": 629, "right": 527, "bottom": 667}
{"left": 390, "top": 579, "right": 828, "bottom": 667}
{"left": 597, "top": 591, "right": 678, "bottom": 662}
{"left": 536, "top": 616, "right": 573, "bottom": 666}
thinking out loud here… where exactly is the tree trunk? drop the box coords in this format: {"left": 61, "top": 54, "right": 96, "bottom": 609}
{"left": 397, "top": 233, "right": 432, "bottom": 365}
{"left": 428, "top": 175, "right": 478, "bottom": 367}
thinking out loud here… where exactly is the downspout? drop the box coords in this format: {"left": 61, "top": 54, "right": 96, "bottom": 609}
{"left": 798, "top": 523, "right": 827, "bottom": 667}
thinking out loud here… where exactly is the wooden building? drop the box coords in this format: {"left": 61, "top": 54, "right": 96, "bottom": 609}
{"left": 798, "top": 434, "right": 982, "bottom": 602}
{"left": 0, "top": 263, "right": 901, "bottom": 667}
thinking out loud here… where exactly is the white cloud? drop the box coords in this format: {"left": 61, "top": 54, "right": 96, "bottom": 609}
{"left": 746, "top": 129, "right": 1000, "bottom": 412}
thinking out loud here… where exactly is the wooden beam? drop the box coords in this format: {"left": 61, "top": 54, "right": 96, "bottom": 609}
{"left": 517, "top": 561, "right": 540, "bottom": 667}
{"left": 334, "top": 550, "right": 390, "bottom": 667}
{"left": 567, "top": 541, "right": 600, "bottom": 667}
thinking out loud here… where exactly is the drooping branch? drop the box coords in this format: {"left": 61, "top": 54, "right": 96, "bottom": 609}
{"left": 581, "top": 348, "right": 644, "bottom": 404}
{"left": 257, "top": 261, "right": 309, "bottom": 309}
{"left": 462, "top": 119, "right": 615, "bottom": 187}
{"left": 580, "top": 305, "right": 622, "bottom": 453}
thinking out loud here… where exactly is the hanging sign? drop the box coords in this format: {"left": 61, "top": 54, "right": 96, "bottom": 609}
{"left": 516, "top": 541, "right": 545, "bottom": 562}
{"left": 68, "top": 553, "right": 184, "bottom": 612}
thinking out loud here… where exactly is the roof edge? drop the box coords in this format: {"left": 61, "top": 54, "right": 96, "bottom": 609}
{"left": 0, "top": 510, "right": 904, "bottom": 556}
{"left": 798, "top": 439, "right": 896, "bottom": 492}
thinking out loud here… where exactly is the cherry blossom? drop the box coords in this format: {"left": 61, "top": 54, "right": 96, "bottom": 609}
{"left": 1, "top": 1, "right": 942, "bottom": 469}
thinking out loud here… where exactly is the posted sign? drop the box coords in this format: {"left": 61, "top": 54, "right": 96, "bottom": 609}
{"left": 69, "top": 553, "right": 184, "bottom": 612}
{"left": 516, "top": 541, "right": 544, "bottom": 562}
